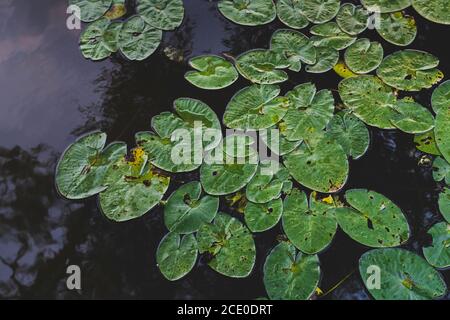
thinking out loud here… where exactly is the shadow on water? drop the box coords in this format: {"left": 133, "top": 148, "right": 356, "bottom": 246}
{"left": 0, "top": 0, "right": 449, "bottom": 299}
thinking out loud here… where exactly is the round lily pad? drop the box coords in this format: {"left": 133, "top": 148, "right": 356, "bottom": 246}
{"left": 79, "top": 17, "right": 114, "bottom": 61}
{"left": 432, "top": 80, "right": 450, "bottom": 114}
{"left": 276, "top": 0, "right": 309, "bottom": 29}
{"left": 412, "top": 0, "right": 450, "bottom": 25}
{"left": 197, "top": 213, "right": 256, "bottom": 278}
{"left": 326, "top": 111, "right": 370, "bottom": 160}
{"left": 305, "top": 46, "right": 339, "bottom": 73}
{"left": 414, "top": 130, "right": 442, "bottom": 156}
{"left": 164, "top": 181, "right": 219, "bottom": 234}
{"left": 119, "top": 15, "right": 162, "bottom": 61}
{"left": 137, "top": 0, "right": 185, "bottom": 30}
{"left": 376, "top": 12, "right": 417, "bottom": 47}
{"left": 390, "top": 99, "right": 435, "bottom": 134}
{"left": 223, "top": 84, "right": 290, "bottom": 130}
{"left": 260, "top": 123, "right": 303, "bottom": 156}
{"left": 344, "top": 39, "right": 384, "bottom": 74}
{"left": 244, "top": 198, "right": 283, "bottom": 232}
{"left": 218, "top": 0, "right": 276, "bottom": 26}
{"left": 156, "top": 232, "right": 198, "bottom": 281}
{"left": 283, "top": 189, "right": 337, "bottom": 254}
{"left": 336, "top": 3, "right": 369, "bottom": 36}
{"left": 438, "top": 187, "right": 450, "bottom": 223}
{"left": 185, "top": 55, "right": 238, "bottom": 90}
{"left": 69, "top": 0, "right": 113, "bottom": 22}
{"left": 236, "top": 49, "right": 290, "bottom": 84}
{"left": 263, "top": 242, "right": 320, "bottom": 300}
{"left": 55, "top": 131, "right": 126, "bottom": 200}
{"left": 338, "top": 75, "right": 398, "bottom": 129}
{"left": 376, "top": 50, "right": 443, "bottom": 91}
{"left": 432, "top": 157, "right": 450, "bottom": 184}
{"left": 310, "top": 22, "right": 357, "bottom": 51}
{"left": 298, "top": 0, "right": 340, "bottom": 24}
{"left": 103, "top": 21, "right": 123, "bottom": 53}
{"left": 423, "top": 222, "right": 450, "bottom": 269}
{"left": 359, "top": 248, "right": 447, "bottom": 300}
{"left": 435, "top": 107, "right": 450, "bottom": 164}
{"left": 334, "top": 189, "right": 410, "bottom": 248}
{"left": 246, "top": 160, "right": 289, "bottom": 203}
{"left": 361, "top": 0, "right": 412, "bottom": 13}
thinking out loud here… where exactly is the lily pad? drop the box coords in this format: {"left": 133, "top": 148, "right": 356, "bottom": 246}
{"left": 56, "top": 131, "right": 126, "bottom": 200}
{"left": 223, "top": 84, "right": 290, "bottom": 130}
{"left": 326, "top": 111, "right": 370, "bottom": 160}
{"left": 103, "top": 21, "right": 123, "bottom": 53}
{"left": 338, "top": 75, "right": 398, "bottom": 129}
{"left": 260, "top": 123, "right": 303, "bottom": 156}
{"left": 361, "top": 0, "right": 412, "bottom": 13}
{"left": 156, "top": 232, "right": 198, "bottom": 281}
{"left": 263, "top": 242, "right": 320, "bottom": 300}
{"left": 376, "top": 50, "right": 443, "bottom": 91}
{"left": 164, "top": 181, "right": 219, "bottom": 234}
{"left": 246, "top": 160, "right": 289, "bottom": 203}
{"left": 276, "top": 0, "right": 309, "bottom": 29}
{"left": 435, "top": 107, "right": 450, "bottom": 164}
{"left": 433, "top": 157, "right": 450, "bottom": 184}
{"left": 185, "top": 55, "right": 238, "bottom": 90}
{"left": 334, "top": 189, "right": 410, "bottom": 247}
{"left": 69, "top": 0, "right": 112, "bottom": 22}
{"left": 414, "top": 130, "right": 442, "bottom": 156}
{"left": 423, "top": 222, "right": 450, "bottom": 269}
{"left": 218, "top": 0, "right": 276, "bottom": 26}
{"left": 137, "top": 0, "right": 184, "bottom": 30}
{"left": 344, "top": 39, "right": 384, "bottom": 74}
{"left": 359, "top": 248, "right": 447, "bottom": 300}
{"left": 283, "top": 189, "right": 337, "bottom": 254}
{"left": 197, "top": 213, "right": 256, "bottom": 278}
{"left": 298, "top": 0, "right": 340, "bottom": 24}
{"left": 336, "top": 3, "right": 369, "bottom": 36}
{"left": 105, "top": 0, "right": 127, "bottom": 20}
{"left": 390, "top": 99, "right": 435, "bottom": 134}
{"left": 244, "top": 198, "right": 283, "bottom": 232}
{"left": 310, "top": 22, "right": 357, "bottom": 51}
{"left": 119, "top": 15, "right": 162, "bottom": 61}
{"left": 432, "top": 80, "right": 450, "bottom": 114}
{"left": 305, "top": 46, "right": 339, "bottom": 73}
{"left": 438, "top": 188, "right": 450, "bottom": 223}
{"left": 412, "top": 0, "right": 450, "bottom": 25}
{"left": 376, "top": 12, "right": 417, "bottom": 47}
{"left": 79, "top": 17, "right": 114, "bottom": 61}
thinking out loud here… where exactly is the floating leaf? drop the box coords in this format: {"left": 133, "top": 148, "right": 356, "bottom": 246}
{"left": 137, "top": 0, "right": 184, "bottom": 30}
{"left": 69, "top": 0, "right": 112, "bottom": 22}
{"left": 223, "top": 134, "right": 259, "bottom": 159}
{"left": 298, "top": 0, "right": 340, "bottom": 24}
{"left": 414, "top": 130, "right": 442, "bottom": 156}
{"left": 260, "top": 123, "right": 303, "bottom": 156}
{"left": 361, "top": 0, "right": 412, "bottom": 13}
{"left": 433, "top": 157, "right": 450, "bottom": 184}
{"left": 376, "top": 50, "right": 443, "bottom": 91}
{"left": 56, "top": 132, "right": 126, "bottom": 200}
{"left": 310, "top": 22, "right": 357, "bottom": 51}
{"left": 244, "top": 198, "right": 283, "bottom": 232}
{"left": 282, "top": 189, "right": 337, "bottom": 254}
{"left": 435, "top": 107, "right": 450, "bottom": 164}
{"left": 79, "top": 17, "right": 114, "bottom": 61}
{"left": 105, "top": 0, "right": 127, "bottom": 20}
{"left": 333, "top": 61, "right": 358, "bottom": 79}
{"left": 336, "top": 3, "right": 369, "bottom": 35}
{"left": 344, "top": 39, "right": 383, "bottom": 74}
{"left": 334, "top": 189, "right": 410, "bottom": 247}
{"left": 197, "top": 213, "right": 256, "bottom": 278}
{"left": 305, "top": 46, "right": 339, "bottom": 73}
{"left": 376, "top": 11, "right": 417, "bottom": 47}
{"left": 438, "top": 188, "right": 450, "bottom": 223}
{"left": 423, "top": 222, "right": 450, "bottom": 269}
{"left": 185, "top": 55, "right": 238, "bottom": 90}
{"left": 431, "top": 80, "right": 450, "bottom": 114}
{"left": 246, "top": 160, "right": 289, "bottom": 203}
{"left": 276, "top": 0, "right": 309, "bottom": 29}
{"left": 103, "top": 21, "right": 123, "bottom": 53}
{"left": 218, "top": 0, "right": 276, "bottom": 26}
{"left": 164, "top": 181, "right": 219, "bottom": 234}
{"left": 412, "top": 0, "right": 450, "bottom": 25}
{"left": 359, "top": 248, "right": 447, "bottom": 300}
{"left": 390, "top": 99, "right": 435, "bottom": 134}
{"left": 156, "top": 232, "right": 198, "bottom": 281}
{"left": 263, "top": 242, "right": 320, "bottom": 300}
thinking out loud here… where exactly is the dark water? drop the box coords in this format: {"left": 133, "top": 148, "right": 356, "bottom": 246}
{"left": 0, "top": 0, "right": 449, "bottom": 299}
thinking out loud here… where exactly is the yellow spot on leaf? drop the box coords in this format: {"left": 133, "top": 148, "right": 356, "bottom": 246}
{"left": 322, "top": 195, "right": 334, "bottom": 205}
{"left": 333, "top": 61, "right": 357, "bottom": 79}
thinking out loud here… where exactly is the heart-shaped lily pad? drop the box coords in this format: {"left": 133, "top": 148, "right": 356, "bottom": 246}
{"left": 432, "top": 80, "right": 450, "bottom": 114}
{"left": 433, "top": 156, "right": 450, "bottom": 184}
{"left": 164, "top": 181, "right": 219, "bottom": 234}
{"left": 412, "top": 0, "right": 450, "bottom": 25}
{"left": 276, "top": 0, "right": 309, "bottom": 29}
{"left": 390, "top": 99, "right": 435, "bottom": 134}
{"left": 435, "top": 107, "right": 450, "bottom": 164}
{"left": 344, "top": 39, "right": 384, "bottom": 74}
{"left": 438, "top": 187, "right": 450, "bottom": 223}
{"left": 305, "top": 46, "right": 339, "bottom": 73}
{"left": 244, "top": 198, "right": 283, "bottom": 232}
{"left": 376, "top": 12, "right": 417, "bottom": 47}
{"left": 310, "top": 22, "right": 357, "bottom": 51}
{"left": 79, "top": 17, "right": 115, "bottom": 61}
{"left": 56, "top": 131, "right": 126, "bottom": 200}
{"left": 263, "top": 241, "right": 320, "bottom": 300}
{"left": 336, "top": 3, "right": 369, "bottom": 36}
{"left": 137, "top": 0, "right": 184, "bottom": 30}
{"left": 298, "top": 0, "right": 340, "bottom": 24}
{"left": 156, "top": 232, "right": 198, "bottom": 281}
{"left": 69, "top": 0, "right": 113, "bottom": 22}
{"left": 414, "top": 130, "right": 442, "bottom": 156}
{"left": 218, "top": 0, "right": 276, "bottom": 26}
{"left": 185, "top": 55, "right": 238, "bottom": 90}
{"left": 359, "top": 248, "right": 447, "bottom": 300}
{"left": 376, "top": 50, "right": 443, "bottom": 91}
{"left": 283, "top": 189, "right": 337, "bottom": 254}
{"left": 361, "top": 0, "right": 412, "bottom": 13}
{"left": 260, "top": 123, "right": 303, "bottom": 156}
{"left": 334, "top": 189, "right": 410, "bottom": 247}
{"left": 423, "top": 222, "right": 450, "bottom": 269}
{"left": 197, "top": 213, "right": 256, "bottom": 278}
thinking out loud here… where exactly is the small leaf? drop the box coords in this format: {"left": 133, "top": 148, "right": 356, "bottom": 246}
{"left": 305, "top": 46, "right": 339, "bottom": 73}
{"left": 344, "top": 39, "right": 384, "bottom": 74}
{"left": 412, "top": 0, "right": 450, "bottom": 25}
{"left": 336, "top": 3, "right": 369, "bottom": 35}
{"left": 414, "top": 130, "right": 442, "bottom": 156}
{"left": 137, "top": 0, "right": 185, "bottom": 30}
{"left": 432, "top": 80, "right": 450, "bottom": 114}
{"left": 375, "top": 11, "right": 417, "bottom": 47}
{"left": 69, "top": 0, "right": 112, "bottom": 22}
{"left": 390, "top": 99, "right": 435, "bottom": 134}
{"left": 185, "top": 55, "right": 238, "bottom": 90}
{"left": 361, "top": 0, "right": 412, "bottom": 13}
{"left": 432, "top": 156, "right": 450, "bottom": 184}
{"left": 218, "top": 0, "right": 276, "bottom": 26}
{"left": 310, "top": 22, "right": 356, "bottom": 51}
{"left": 245, "top": 198, "right": 283, "bottom": 232}
{"left": 423, "top": 222, "right": 450, "bottom": 269}
{"left": 438, "top": 187, "right": 450, "bottom": 223}
{"left": 298, "top": 0, "right": 340, "bottom": 24}
{"left": 276, "top": 0, "right": 309, "bottom": 29}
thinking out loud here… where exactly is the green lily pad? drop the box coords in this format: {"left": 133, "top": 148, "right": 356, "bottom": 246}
{"left": 276, "top": 0, "right": 309, "bottom": 29}
{"left": 218, "top": 0, "right": 276, "bottom": 26}
{"left": 283, "top": 83, "right": 335, "bottom": 141}
{"left": 361, "top": 0, "right": 412, "bottom": 13}
{"left": 376, "top": 50, "right": 443, "bottom": 91}
{"left": 103, "top": 21, "right": 123, "bottom": 53}
{"left": 223, "top": 134, "right": 259, "bottom": 159}
{"left": 336, "top": 3, "right": 369, "bottom": 36}
{"left": 137, "top": 0, "right": 184, "bottom": 30}
{"left": 344, "top": 39, "right": 384, "bottom": 74}
{"left": 359, "top": 248, "right": 447, "bottom": 300}
{"left": 105, "top": 0, "right": 127, "bottom": 20}
{"left": 305, "top": 46, "right": 339, "bottom": 73}
{"left": 412, "top": 0, "right": 450, "bottom": 25}
{"left": 423, "top": 222, "right": 450, "bottom": 269}
{"left": 326, "top": 111, "right": 370, "bottom": 160}
{"left": 435, "top": 107, "right": 450, "bottom": 164}
{"left": 438, "top": 188, "right": 450, "bottom": 223}
{"left": 390, "top": 99, "right": 435, "bottom": 134}
{"left": 79, "top": 17, "right": 114, "bottom": 61}
{"left": 56, "top": 132, "right": 126, "bottom": 200}
{"left": 244, "top": 198, "right": 283, "bottom": 232}
{"left": 284, "top": 134, "right": 349, "bottom": 193}
{"left": 69, "top": 0, "right": 113, "bottom": 22}
{"left": 270, "top": 29, "right": 316, "bottom": 72}
{"left": 432, "top": 80, "right": 450, "bottom": 114}
{"left": 414, "top": 130, "right": 442, "bottom": 156}
{"left": 334, "top": 189, "right": 410, "bottom": 248}
{"left": 433, "top": 157, "right": 450, "bottom": 184}
{"left": 298, "top": 0, "right": 340, "bottom": 24}
{"left": 236, "top": 49, "right": 290, "bottom": 84}
{"left": 338, "top": 75, "right": 398, "bottom": 129}
{"left": 223, "top": 84, "right": 290, "bottom": 130}
{"left": 197, "top": 213, "right": 256, "bottom": 278}
{"left": 260, "top": 123, "right": 303, "bottom": 156}
{"left": 185, "top": 55, "right": 238, "bottom": 90}
{"left": 246, "top": 160, "right": 289, "bottom": 203}
{"left": 263, "top": 242, "right": 320, "bottom": 300}
{"left": 156, "top": 232, "right": 198, "bottom": 281}
{"left": 283, "top": 189, "right": 337, "bottom": 254}
{"left": 164, "top": 181, "right": 219, "bottom": 234}
{"left": 119, "top": 15, "right": 162, "bottom": 61}
{"left": 310, "top": 22, "right": 357, "bottom": 51}
{"left": 376, "top": 12, "right": 417, "bottom": 47}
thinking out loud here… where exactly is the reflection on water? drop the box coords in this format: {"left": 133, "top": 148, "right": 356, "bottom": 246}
{"left": 0, "top": 0, "right": 449, "bottom": 299}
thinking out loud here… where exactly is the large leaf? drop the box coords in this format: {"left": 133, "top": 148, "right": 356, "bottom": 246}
{"left": 218, "top": 0, "right": 276, "bottom": 26}
{"left": 432, "top": 80, "right": 450, "bottom": 114}
{"left": 423, "top": 222, "right": 450, "bottom": 269}
{"left": 336, "top": 3, "right": 369, "bottom": 36}
{"left": 69, "top": 0, "right": 112, "bottom": 22}
{"left": 412, "top": 0, "right": 450, "bottom": 25}
{"left": 376, "top": 12, "right": 417, "bottom": 47}
{"left": 79, "top": 17, "right": 114, "bottom": 61}
{"left": 276, "top": 0, "right": 309, "bottom": 29}
{"left": 344, "top": 39, "right": 383, "bottom": 74}
{"left": 438, "top": 187, "right": 450, "bottom": 223}
{"left": 244, "top": 198, "right": 283, "bottom": 232}
{"left": 359, "top": 248, "right": 447, "bottom": 300}
{"left": 361, "top": 0, "right": 412, "bottom": 13}
{"left": 435, "top": 107, "right": 450, "bottom": 164}
{"left": 298, "top": 0, "right": 340, "bottom": 24}
{"left": 156, "top": 232, "right": 198, "bottom": 281}
{"left": 137, "top": 0, "right": 184, "bottom": 30}
{"left": 263, "top": 242, "right": 320, "bottom": 300}
{"left": 310, "top": 22, "right": 356, "bottom": 51}
{"left": 197, "top": 213, "right": 256, "bottom": 278}
{"left": 164, "top": 181, "right": 219, "bottom": 234}
{"left": 390, "top": 99, "right": 435, "bottom": 134}
{"left": 185, "top": 55, "right": 238, "bottom": 90}
{"left": 305, "top": 46, "right": 338, "bottom": 73}
{"left": 432, "top": 156, "right": 450, "bottom": 184}
{"left": 414, "top": 130, "right": 442, "bottom": 156}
